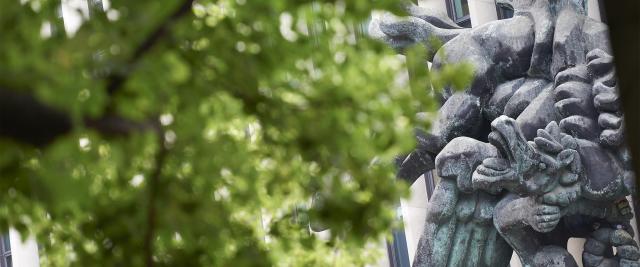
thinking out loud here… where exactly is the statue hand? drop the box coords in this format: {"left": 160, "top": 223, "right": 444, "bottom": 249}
{"left": 613, "top": 229, "right": 640, "bottom": 266}
{"left": 587, "top": 49, "right": 626, "bottom": 147}
{"left": 528, "top": 199, "right": 561, "bottom": 233}
{"left": 583, "top": 227, "right": 640, "bottom": 267}
{"left": 538, "top": 182, "right": 581, "bottom": 207}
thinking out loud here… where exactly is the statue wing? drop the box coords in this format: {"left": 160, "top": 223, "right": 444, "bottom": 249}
{"left": 395, "top": 128, "right": 438, "bottom": 184}
{"left": 412, "top": 137, "right": 513, "bottom": 267}
{"left": 368, "top": 4, "right": 470, "bottom": 56}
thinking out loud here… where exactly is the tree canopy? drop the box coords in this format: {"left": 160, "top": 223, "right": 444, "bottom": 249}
{"left": 0, "top": 0, "right": 469, "bottom": 266}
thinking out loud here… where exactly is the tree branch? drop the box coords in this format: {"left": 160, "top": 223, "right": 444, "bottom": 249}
{"left": 106, "top": 0, "right": 195, "bottom": 95}
{"left": 0, "top": 88, "right": 72, "bottom": 147}
{"left": 0, "top": 88, "right": 156, "bottom": 147}
{"left": 1, "top": 0, "right": 195, "bottom": 147}
{"left": 144, "top": 130, "right": 168, "bottom": 267}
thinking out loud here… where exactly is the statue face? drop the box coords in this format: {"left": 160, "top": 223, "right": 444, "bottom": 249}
{"left": 470, "top": 116, "right": 543, "bottom": 194}
{"left": 488, "top": 117, "right": 538, "bottom": 174}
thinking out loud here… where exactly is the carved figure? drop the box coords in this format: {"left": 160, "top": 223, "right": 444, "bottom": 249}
{"left": 370, "top": 1, "right": 638, "bottom": 266}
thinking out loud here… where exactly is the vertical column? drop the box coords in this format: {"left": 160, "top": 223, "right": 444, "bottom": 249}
{"left": 468, "top": 0, "right": 498, "bottom": 27}
{"left": 587, "top": 0, "right": 602, "bottom": 21}
{"left": 400, "top": 175, "right": 430, "bottom": 264}
{"left": 8, "top": 229, "right": 40, "bottom": 267}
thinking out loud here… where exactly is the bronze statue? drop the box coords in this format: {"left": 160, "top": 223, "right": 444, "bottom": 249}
{"left": 371, "top": 1, "right": 638, "bottom": 266}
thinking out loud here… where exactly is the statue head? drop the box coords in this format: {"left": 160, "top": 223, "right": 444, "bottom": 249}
{"left": 473, "top": 117, "right": 582, "bottom": 197}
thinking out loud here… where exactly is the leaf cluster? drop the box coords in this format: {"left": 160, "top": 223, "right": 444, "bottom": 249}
{"left": 0, "top": 0, "right": 471, "bottom": 266}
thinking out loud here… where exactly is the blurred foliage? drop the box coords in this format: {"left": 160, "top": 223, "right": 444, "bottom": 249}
{"left": 0, "top": 0, "right": 471, "bottom": 266}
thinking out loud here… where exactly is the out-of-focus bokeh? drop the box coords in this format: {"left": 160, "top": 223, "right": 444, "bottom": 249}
{"left": 0, "top": 1, "right": 476, "bottom": 266}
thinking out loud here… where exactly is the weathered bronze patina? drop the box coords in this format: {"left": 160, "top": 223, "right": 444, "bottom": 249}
{"left": 371, "top": 1, "right": 638, "bottom": 266}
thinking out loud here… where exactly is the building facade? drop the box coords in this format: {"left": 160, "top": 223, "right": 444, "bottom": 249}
{"left": 0, "top": 230, "right": 40, "bottom": 267}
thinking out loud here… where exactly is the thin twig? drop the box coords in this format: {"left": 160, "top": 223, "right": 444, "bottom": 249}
{"left": 106, "top": 0, "right": 195, "bottom": 96}
{"left": 144, "top": 123, "right": 167, "bottom": 267}
{"left": 138, "top": 3, "right": 195, "bottom": 263}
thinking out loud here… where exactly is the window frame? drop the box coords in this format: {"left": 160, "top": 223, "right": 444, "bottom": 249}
{"left": 0, "top": 234, "right": 11, "bottom": 267}
{"left": 445, "top": 0, "right": 471, "bottom": 27}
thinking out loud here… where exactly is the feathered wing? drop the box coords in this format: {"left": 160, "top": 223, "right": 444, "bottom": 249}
{"left": 413, "top": 180, "right": 512, "bottom": 267}
{"left": 412, "top": 137, "right": 512, "bottom": 267}
{"left": 551, "top": 52, "right": 633, "bottom": 200}
{"left": 368, "top": 3, "right": 470, "bottom": 56}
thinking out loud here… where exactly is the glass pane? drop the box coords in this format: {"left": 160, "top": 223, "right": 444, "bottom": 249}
{"left": 454, "top": 0, "right": 470, "bottom": 19}
{"left": 2, "top": 235, "right": 9, "bottom": 252}
{"left": 6, "top": 255, "right": 11, "bottom": 267}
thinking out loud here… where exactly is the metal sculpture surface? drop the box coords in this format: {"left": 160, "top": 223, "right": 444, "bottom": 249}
{"left": 370, "top": 1, "right": 639, "bottom": 266}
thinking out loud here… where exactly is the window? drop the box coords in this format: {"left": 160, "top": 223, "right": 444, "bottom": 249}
{"left": 0, "top": 235, "right": 11, "bottom": 267}
{"left": 446, "top": 0, "right": 471, "bottom": 27}
{"left": 496, "top": 2, "right": 515, "bottom": 20}
{"left": 386, "top": 172, "right": 437, "bottom": 267}
{"left": 386, "top": 206, "right": 410, "bottom": 267}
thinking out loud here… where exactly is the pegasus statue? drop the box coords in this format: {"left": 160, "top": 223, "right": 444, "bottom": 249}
{"left": 370, "top": 0, "right": 639, "bottom": 266}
